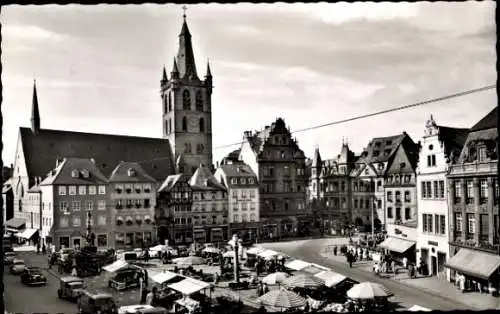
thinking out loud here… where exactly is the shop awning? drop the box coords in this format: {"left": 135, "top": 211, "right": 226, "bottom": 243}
{"left": 103, "top": 260, "right": 129, "bottom": 273}
{"left": 378, "top": 236, "right": 416, "bottom": 254}
{"left": 285, "top": 259, "right": 311, "bottom": 271}
{"left": 246, "top": 246, "right": 265, "bottom": 255}
{"left": 5, "top": 218, "right": 26, "bottom": 229}
{"left": 301, "top": 265, "right": 325, "bottom": 275}
{"left": 150, "top": 271, "right": 179, "bottom": 284}
{"left": 445, "top": 248, "right": 500, "bottom": 280}
{"left": 167, "top": 278, "right": 211, "bottom": 295}
{"left": 258, "top": 249, "right": 279, "bottom": 259}
{"left": 314, "top": 271, "right": 347, "bottom": 288}
{"left": 18, "top": 228, "right": 38, "bottom": 240}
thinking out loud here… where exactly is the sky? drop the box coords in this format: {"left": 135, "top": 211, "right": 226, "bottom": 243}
{"left": 1, "top": 2, "right": 497, "bottom": 167}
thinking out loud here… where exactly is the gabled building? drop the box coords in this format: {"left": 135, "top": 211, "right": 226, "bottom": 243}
{"left": 445, "top": 106, "right": 500, "bottom": 285}
{"left": 239, "top": 118, "right": 308, "bottom": 240}
{"left": 189, "top": 164, "right": 229, "bottom": 243}
{"left": 214, "top": 162, "right": 260, "bottom": 242}
{"left": 157, "top": 173, "right": 193, "bottom": 245}
{"left": 308, "top": 142, "right": 357, "bottom": 235}
{"left": 416, "top": 115, "right": 469, "bottom": 279}
{"left": 109, "top": 162, "right": 157, "bottom": 249}
{"left": 39, "top": 158, "right": 111, "bottom": 249}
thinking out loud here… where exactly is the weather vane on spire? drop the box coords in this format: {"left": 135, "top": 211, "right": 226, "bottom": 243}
{"left": 182, "top": 5, "right": 187, "bottom": 20}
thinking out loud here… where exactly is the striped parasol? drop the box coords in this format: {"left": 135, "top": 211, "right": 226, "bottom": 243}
{"left": 257, "top": 288, "right": 307, "bottom": 308}
{"left": 282, "top": 272, "right": 324, "bottom": 289}
{"left": 347, "top": 282, "right": 393, "bottom": 300}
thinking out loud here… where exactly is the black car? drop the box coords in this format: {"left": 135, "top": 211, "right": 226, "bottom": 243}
{"left": 21, "top": 267, "right": 48, "bottom": 286}
{"left": 108, "top": 269, "right": 139, "bottom": 291}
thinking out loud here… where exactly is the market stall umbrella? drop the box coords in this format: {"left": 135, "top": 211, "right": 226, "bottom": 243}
{"left": 257, "top": 288, "right": 307, "bottom": 309}
{"left": 262, "top": 272, "right": 290, "bottom": 285}
{"left": 347, "top": 282, "right": 393, "bottom": 300}
{"left": 282, "top": 272, "right": 324, "bottom": 289}
{"left": 202, "top": 247, "right": 220, "bottom": 254}
{"left": 408, "top": 305, "right": 431, "bottom": 312}
{"left": 172, "top": 256, "right": 205, "bottom": 266}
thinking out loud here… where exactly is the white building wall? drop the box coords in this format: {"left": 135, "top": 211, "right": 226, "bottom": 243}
{"left": 416, "top": 129, "right": 451, "bottom": 280}
{"left": 40, "top": 185, "right": 54, "bottom": 242}
{"left": 238, "top": 141, "right": 259, "bottom": 177}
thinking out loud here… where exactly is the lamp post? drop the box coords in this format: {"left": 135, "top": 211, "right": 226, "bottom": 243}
{"left": 229, "top": 234, "right": 241, "bottom": 284}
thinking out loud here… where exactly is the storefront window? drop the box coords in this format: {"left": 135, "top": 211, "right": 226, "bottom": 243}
{"left": 135, "top": 232, "right": 144, "bottom": 245}
{"left": 125, "top": 233, "right": 134, "bottom": 246}
{"left": 115, "top": 233, "right": 125, "bottom": 245}
{"left": 144, "top": 232, "right": 152, "bottom": 244}
{"left": 59, "top": 236, "right": 69, "bottom": 249}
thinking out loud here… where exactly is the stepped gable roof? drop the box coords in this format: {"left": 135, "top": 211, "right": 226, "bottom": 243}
{"left": 246, "top": 118, "right": 303, "bottom": 155}
{"left": 108, "top": 161, "right": 156, "bottom": 183}
{"left": 158, "top": 174, "right": 190, "bottom": 193}
{"left": 40, "top": 157, "right": 108, "bottom": 186}
{"left": 219, "top": 163, "right": 257, "bottom": 179}
{"left": 470, "top": 107, "right": 498, "bottom": 132}
{"left": 437, "top": 126, "right": 470, "bottom": 157}
{"left": 357, "top": 133, "right": 406, "bottom": 164}
{"left": 189, "top": 164, "right": 226, "bottom": 191}
{"left": 19, "top": 127, "right": 174, "bottom": 183}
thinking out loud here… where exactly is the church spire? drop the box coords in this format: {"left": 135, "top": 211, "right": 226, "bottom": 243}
{"left": 31, "top": 79, "right": 40, "bottom": 135}
{"left": 161, "top": 65, "right": 168, "bottom": 83}
{"left": 171, "top": 57, "right": 179, "bottom": 79}
{"left": 205, "top": 59, "right": 212, "bottom": 78}
{"left": 177, "top": 6, "right": 198, "bottom": 80}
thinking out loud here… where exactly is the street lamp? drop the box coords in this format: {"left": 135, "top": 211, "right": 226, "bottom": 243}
{"left": 228, "top": 234, "right": 242, "bottom": 284}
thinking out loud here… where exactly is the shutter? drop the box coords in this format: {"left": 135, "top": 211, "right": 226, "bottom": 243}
{"left": 480, "top": 214, "right": 489, "bottom": 236}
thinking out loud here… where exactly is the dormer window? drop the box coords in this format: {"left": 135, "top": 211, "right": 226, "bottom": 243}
{"left": 71, "top": 169, "right": 79, "bottom": 178}
{"left": 384, "top": 149, "right": 391, "bottom": 156}
{"left": 127, "top": 168, "right": 136, "bottom": 177}
{"left": 125, "top": 184, "right": 132, "bottom": 193}
{"left": 386, "top": 140, "right": 393, "bottom": 145}
{"left": 249, "top": 178, "right": 255, "bottom": 184}
{"left": 241, "top": 178, "right": 247, "bottom": 184}
{"left": 134, "top": 184, "right": 142, "bottom": 193}
{"left": 375, "top": 142, "right": 381, "bottom": 147}
{"left": 231, "top": 178, "right": 237, "bottom": 185}
{"left": 143, "top": 184, "right": 151, "bottom": 193}
{"left": 81, "top": 169, "right": 90, "bottom": 178}
{"left": 373, "top": 150, "right": 380, "bottom": 157}
{"left": 378, "top": 163, "right": 384, "bottom": 170}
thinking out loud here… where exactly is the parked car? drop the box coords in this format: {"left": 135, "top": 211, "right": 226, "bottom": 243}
{"left": 21, "top": 267, "right": 47, "bottom": 286}
{"left": 59, "top": 248, "right": 74, "bottom": 262}
{"left": 118, "top": 305, "right": 168, "bottom": 314}
{"left": 57, "top": 276, "right": 85, "bottom": 301}
{"left": 108, "top": 269, "right": 139, "bottom": 291}
{"left": 77, "top": 290, "right": 117, "bottom": 314}
{"left": 4, "top": 252, "right": 16, "bottom": 265}
{"left": 10, "top": 259, "right": 26, "bottom": 275}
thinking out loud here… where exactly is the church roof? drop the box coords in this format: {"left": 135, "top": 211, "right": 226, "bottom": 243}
{"left": 19, "top": 127, "right": 174, "bottom": 183}
{"left": 470, "top": 106, "right": 497, "bottom": 132}
{"left": 108, "top": 161, "right": 156, "bottom": 183}
{"left": 40, "top": 157, "right": 108, "bottom": 186}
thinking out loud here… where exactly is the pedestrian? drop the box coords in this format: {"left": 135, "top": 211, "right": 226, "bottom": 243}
{"left": 403, "top": 257, "right": 408, "bottom": 269}
{"left": 333, "top": 245, "right": 338, "bottom": 256}
{"left": 140, "top": 285, "right": 148, "bottom": 304}
{"left": 71, "top": 266, "right": 78, "bottom": 277}
{"left": 42, "top": 244, "right": 46, "bottom": 255}
{"left": 459, "top": 275, "right": 466, "bottom": 293}
{"left": 214, "top": 272, "right": 219, "bottom": 285}
{"left": 146, "top": 287, "right": 156, "bottom": 305}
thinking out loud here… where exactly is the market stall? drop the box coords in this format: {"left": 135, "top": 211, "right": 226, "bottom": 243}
{"left": 285, "top": 259, "right": 311, "bottom": 271}
{"left": 257, "top": 287, "right": 307, "bottom": 312}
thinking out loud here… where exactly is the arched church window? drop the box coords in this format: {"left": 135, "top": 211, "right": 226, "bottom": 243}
{"left": 195, "top": 91, "right": 203, "bottom": 111}
{"left": 199, "top": 118, "right": 205, "bottom": 133}
{"left": 182, "top": 117, "right": 187, "bottom": 132}
{"left": 169, "top": 93, "right": 173, "bottom": 112}
{"left": 183, "top": 90, "right": 191, "bottom": 110}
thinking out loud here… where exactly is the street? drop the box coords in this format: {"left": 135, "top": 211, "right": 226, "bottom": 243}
{"left": 4, "top": 252, "right": 77, "bottom": 314}
{"left": 260, "top": 238, "right": 478, "bottom": 311}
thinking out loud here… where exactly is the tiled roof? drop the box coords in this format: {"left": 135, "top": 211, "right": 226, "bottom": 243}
{"left": 218, "top": 163, "right": 258, "bottom": 187}
{"left": 357, "top": 133, "right": 406, "bottom": 164}
{"left": 437, "top": 126, "right": 470, "bottom": 158}
{"left": 221, "top": 149, "right": 241, "bottom": 164}
{"left": 470, "top": 107, "right": 497, "bottom": 131}
{"left": 246, "top": 118, "right": 303, "bottom": 156}
{"left": 158, "top": 173, "right": 190, "bottom": 192}
{"left": 19, "top": 127, "right": 174, "bottom": 183}
{"left": 40, "top": 157, "right": 108, "bottom": 185}
{"left": 189, "top": 164, "right": 226, "bottom": 191}
{"left": 108, "top": 162, "right": 156, "bottom": 183}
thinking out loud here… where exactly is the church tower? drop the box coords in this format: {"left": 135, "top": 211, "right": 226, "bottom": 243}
{"left": 161, "top": 10, "right": 213, "bottom": 176}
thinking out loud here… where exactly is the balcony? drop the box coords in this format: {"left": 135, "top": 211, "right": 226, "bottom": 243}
{"left": 449, "top": 238, "right": 499, "bottom": 254}
{"left": 449, "top": 161, "right": 497, "bottom": 176}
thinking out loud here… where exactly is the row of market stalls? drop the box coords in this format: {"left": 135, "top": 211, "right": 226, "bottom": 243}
{"left": 4, "top": 217, "right": 40, "bottom": 244}
{"left": 248, "top": 245, "right": 431, "bottom": 312}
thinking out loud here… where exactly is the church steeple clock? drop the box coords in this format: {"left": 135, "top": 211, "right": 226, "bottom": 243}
{"left": 161, "top": 9, "right": 213, "bottom": 176}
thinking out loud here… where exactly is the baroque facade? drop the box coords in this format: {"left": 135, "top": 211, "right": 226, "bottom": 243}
{"left": 446, "top": 106, "right": 500, "bottom": 284}
{"left": 239, "top": 118, "right": 308, "bottom": 240}
{"left": 416, "top": 115, "right": 469, "bottom": 279}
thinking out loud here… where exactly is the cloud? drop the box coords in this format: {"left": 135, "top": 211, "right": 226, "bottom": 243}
{"left": 2, "top": 24, "right": 64, "bottom": 41}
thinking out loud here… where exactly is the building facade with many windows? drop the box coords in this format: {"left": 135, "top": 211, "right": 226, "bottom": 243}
{"left": 109, "top": 162, "right": 157, "bottom": 250}
{"left": 214, "top": 162, "right": 260, "bottom": 242}
{"left": 446, "top": 107, "right": 500, "bottom": 284}
{"left": 416, "top": 115, "right": 469, "bottom": 279}
{"left": 239, "top": 118, "right": 308, "bottom": 240}
{"left": 157, "top": 173, "right": 193, "bottom": 245}
{"left": 189, "top": 164, "right": 229, "bottom": 244}
{"left": 40, "top": 158, "right": 111, "bottom": 249}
